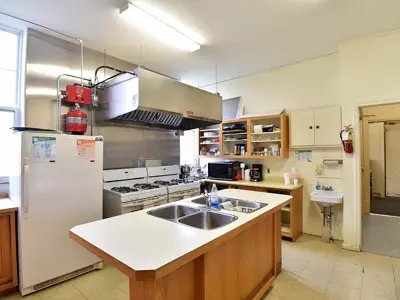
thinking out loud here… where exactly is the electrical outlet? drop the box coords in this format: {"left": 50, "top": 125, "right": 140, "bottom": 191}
{"left": 267, "top": 168, "right": 270, "bottom": 174}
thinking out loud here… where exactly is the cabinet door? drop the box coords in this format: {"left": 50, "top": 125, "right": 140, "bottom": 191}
{"left": 314, "top": 106, "right": 342, "bottom": 146}
{"left": 0, "top": 214, "right": 12, "bottom": 286}
{"left": 290, "top": 109, "right": 315, "bottom": 146}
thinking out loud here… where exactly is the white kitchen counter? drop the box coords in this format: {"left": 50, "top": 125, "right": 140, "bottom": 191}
{"left": 70, "top": 189, "right": 291, "bottom": 272}
{"left": 201, "top": 178, "right": 302, "bottom": 191}
{"left": 0, "top": 198, "right": 18, "bottom": 213}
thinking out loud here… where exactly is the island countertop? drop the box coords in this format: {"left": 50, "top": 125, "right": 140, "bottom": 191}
{"left": 70, "top": 189, "right": 291, "bottom": 276}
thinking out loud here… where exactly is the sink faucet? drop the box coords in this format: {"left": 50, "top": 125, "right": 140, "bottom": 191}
{"left": 202, "top": 191, "right": 220, "bottom": 210}
{"left": 322, "top": 185, "right": 333, "bottom": 191}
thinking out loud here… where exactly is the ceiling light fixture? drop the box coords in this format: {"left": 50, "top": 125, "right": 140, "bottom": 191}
{"left": 120, "top": 1, "right": 202, "bottom": 52}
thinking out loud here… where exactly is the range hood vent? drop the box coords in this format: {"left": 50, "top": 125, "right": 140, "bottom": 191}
{"left": 96, "top": 67, "right": 222, "bottom": 130}
{"left": 113, "top": 109, "right": 183, "bottom": 129}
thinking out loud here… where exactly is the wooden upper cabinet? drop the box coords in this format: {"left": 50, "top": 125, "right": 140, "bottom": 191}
{"left": 290, "top": 109, "right": 314, "bottom": 146}
{"left": 314, "top": 106, "right": 342, "bottom": 146}
{"left": 290, "top": 106, "right": 342, "bottom": 147}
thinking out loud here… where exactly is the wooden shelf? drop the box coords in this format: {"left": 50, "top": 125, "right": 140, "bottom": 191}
{"left": 199, "top": 155, "right": 220, "bottom": 158}
{"left": 282, "top": 206, "right": 290, "bottom": 212}
{"left": 281, "top": 225, "right": 291, "bottom": 233}
{"left": 224, "top": 139, "right": 247, "bottom": 142}
{"left": 200, "top": 136, "right": 219, "bottom": 138}
{"left": 222, "top": 131, "right": 247, "bottom": 134}
{"left": 198, "top": 114, "right": 289, "bottom": 160}
{"left": 251, "top": 132, "right": 281, "bottom": 135}
{"left": 200, "top": 129, "right": 220, "bottom": 132}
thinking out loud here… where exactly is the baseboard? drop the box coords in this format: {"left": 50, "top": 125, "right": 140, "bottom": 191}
{"left": 342, "top": 243, "right": 361, "bottom": 252}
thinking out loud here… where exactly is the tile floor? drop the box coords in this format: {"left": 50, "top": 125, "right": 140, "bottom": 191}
{"left": 1, "top": 234, "right": 399, "bottom": 300}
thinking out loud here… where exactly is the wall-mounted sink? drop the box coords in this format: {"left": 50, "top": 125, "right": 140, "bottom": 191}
{"left": 310, "top": 191, "right": 343, "bottom": 207}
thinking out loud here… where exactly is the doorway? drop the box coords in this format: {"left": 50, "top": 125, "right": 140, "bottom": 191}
{"left": 360, "top": 103, "right": 400, "bottom": 257}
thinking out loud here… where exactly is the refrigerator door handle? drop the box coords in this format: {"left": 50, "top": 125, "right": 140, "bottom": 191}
{"left": 23, "top": 164, "right": 30, "bottom": 214}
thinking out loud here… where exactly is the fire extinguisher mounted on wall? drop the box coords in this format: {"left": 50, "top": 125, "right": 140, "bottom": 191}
{"left": 340, "top": 125, "right": 354, "bottom": 154}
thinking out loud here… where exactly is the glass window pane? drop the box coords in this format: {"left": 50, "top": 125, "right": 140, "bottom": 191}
{"left": 0, "top": 111, "right": 14, "bottom": 177}
{"left": 0, "top": 69, "right": 16, "bottom": 107}
{"left": 0, "top": 30, "right": 18, "bottom": 71}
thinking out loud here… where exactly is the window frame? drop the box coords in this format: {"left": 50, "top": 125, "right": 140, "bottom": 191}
{"left": 0, "top": 25, "right": 24, "bottom": 182}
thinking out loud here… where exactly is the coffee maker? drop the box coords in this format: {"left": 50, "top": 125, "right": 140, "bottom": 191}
{"left": 250, "top": 164, "right": 263, "bottom": 182}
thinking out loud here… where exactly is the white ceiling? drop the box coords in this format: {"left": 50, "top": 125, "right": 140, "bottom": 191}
{"left": 1, "top": 0, "right": 400, "bottom": 87}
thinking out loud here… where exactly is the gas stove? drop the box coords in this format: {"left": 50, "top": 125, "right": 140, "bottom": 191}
{"left": 147, "top": 165, "right": 201, "bottom": 201}
{"left": 111, "top": 186, "right": 139, "bottom": 193}
{"left": 134, "top": 183, "right": 161, "bottom": 190}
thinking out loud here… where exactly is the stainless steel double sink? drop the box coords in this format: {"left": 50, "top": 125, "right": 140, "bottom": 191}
{"left": 147, "top": 205, "right": 237, "bottom": 230}
{"left": 147, "top": 196, "right": 268, "bottom": 230}
{"left": 189, "top": 195, "right": 267, "bottom": 213}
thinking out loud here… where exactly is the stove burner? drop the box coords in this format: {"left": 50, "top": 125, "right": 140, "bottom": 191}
{"left": 111, "top": 186, "right": 139, "bottom": 193}
{"left": 134, "top": 183, "right": 160, "bottom": 190}
{"left": 154, "top": 180, "right": 174, "bottom": 186}
{"left": 171, "top": 179, "right": 184, "bottom": 184}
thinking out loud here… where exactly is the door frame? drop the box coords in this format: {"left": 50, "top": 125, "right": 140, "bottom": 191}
{"left": 355, "top": 100, "right": 400, "bottom": 250}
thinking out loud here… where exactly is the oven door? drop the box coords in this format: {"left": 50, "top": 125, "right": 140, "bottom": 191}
{"left": 187, "top": 188, "right": 200, "bottom": 198}
{"left": 121, "top": 199, "right": 145, "bottom": 214}
{"left": 150, "top": 195, "right": 168, "bottom": 207}
{"left": 168, "top": 191, "right": 184, "bottom": 203}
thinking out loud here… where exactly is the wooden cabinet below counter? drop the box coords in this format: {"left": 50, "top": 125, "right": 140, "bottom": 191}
{"left": 0, "top": 200, "right": 18, "bottom": 293}
{"left": 201, "top": 181, "right": 303, "bottom": 241}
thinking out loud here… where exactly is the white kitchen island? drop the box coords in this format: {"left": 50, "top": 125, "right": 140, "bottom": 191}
{"left": 70, "top": 189, "right": 291, "bottom": 300}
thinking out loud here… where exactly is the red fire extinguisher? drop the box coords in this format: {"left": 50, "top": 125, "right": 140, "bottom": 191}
{"left": 65, "top": 103, "right": 88, "bottom": 135}
{"left": 340, "top": 125, "right": 353, "bottom": 154}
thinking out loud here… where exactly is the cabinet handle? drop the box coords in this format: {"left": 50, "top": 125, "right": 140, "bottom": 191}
{"left": 309, "top": 126, "right": 313, "bottom": 129}
{"left": 316, "top": 125, "right": 320, "bottom": 129}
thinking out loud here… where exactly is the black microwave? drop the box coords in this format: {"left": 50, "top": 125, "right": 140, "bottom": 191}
{"left": 208, "top": 161, "right": 241, "bottom": 181}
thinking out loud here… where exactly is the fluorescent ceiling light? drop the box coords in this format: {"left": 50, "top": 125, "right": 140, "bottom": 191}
{"left": 120, "top": 1, "right": 202, "bottom": 52}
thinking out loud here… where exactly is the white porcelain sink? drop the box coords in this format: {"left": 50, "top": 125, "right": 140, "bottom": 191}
{"left": 310, "top": 191, "right": 343, "bottom": 207}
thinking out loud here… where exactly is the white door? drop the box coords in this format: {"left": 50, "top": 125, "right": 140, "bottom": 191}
{"left": 290, "top": 109, "right": 315, "bottom": 146}
{"left": 368, "top": 122, "right": 385, "bottom": 197}
{"left": 314, "top": 106, "right": 342, "bottom": 146}
{"left": 385, "top": 124, "right": 400, "bottom": 197}
{"left": 18, "top": 133, "right": 103, "bottom": 289}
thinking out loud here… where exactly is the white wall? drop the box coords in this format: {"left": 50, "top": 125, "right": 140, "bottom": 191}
{"left": 339, "top": 29, "right": 400, "bottom": 250}
{"left": 201, "top": 54, "right": 344, "bottom": 239}
{"left": 385, "top": 124, "right": 400, "bottom": 197}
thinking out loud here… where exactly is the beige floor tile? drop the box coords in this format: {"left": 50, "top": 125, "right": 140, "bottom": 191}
{"left": 338, "top": 249, "right": 366, "bottom": 265}
{"left": 364, "top": 253, "right": 393, "bottom": 274}
{"left": 117, "top": 279, "right": 129, "bottom": 295}
{"left": 334, "top": 260, "right": 364, "bottom": 275}
{"left": 269, "top": 280, "right": 294, "bottom": 298}
{"left": 261, "top": 293, "right": 283, "bottom": 300}
{"left": 70, "top": 267, "right": 127, "bottom": 299}
{"left": 276, "top": 270, "right": 299, "bottom": 285}
{"left": 86, "top": 288, "right": 129, "bottom": 300}
{"left": 0, "top": 291, "right": 41, "bottom": 300}
{"left": 37, "top": 281, "right": 85, "bottom": 300}
{"left": 298, "top": 266, "right": 332, "bottom": 294}
{"left": 285, "top": 283, "right": 327, "bottom": 300}
{"left": 330, "top": 269, "right": 363, "bottom": 289}
{"left": 361, "top": 291, "right": 396, "bottom": 300}
{"left": 282, "top": 257, "right": 309, "bottom": 276}
{"left": 362, "top": 272, "right": 397, "bottom": 299}
{"left": 325, "top": 282, "right": 361, "bottom": 300}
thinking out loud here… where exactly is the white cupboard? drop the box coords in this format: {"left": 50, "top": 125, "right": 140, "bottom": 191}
{"left": 290, "top": 106, "right": 342, "bottom": 147}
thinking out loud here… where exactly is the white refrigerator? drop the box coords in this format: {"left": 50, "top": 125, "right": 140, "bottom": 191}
{"left": 10, "top": 132, "right": 103, "bottom": 296}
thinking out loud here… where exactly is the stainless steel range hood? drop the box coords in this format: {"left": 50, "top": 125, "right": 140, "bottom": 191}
{"left": 96, "top": 67, "right": 222, "bottom": 130}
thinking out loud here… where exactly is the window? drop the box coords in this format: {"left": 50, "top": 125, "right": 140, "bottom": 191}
{"left": 0, "top": 27, "right": 21, "bottom": 181}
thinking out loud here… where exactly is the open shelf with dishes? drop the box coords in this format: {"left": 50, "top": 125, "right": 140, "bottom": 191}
{"left": 221, "top": 120, "right": 248, "bottom": 157}
{"left": 198, "top": 124, "right": 221, "bottom": 157}
{"left": 199, "top": 114, "right": 289, "bottom": 160}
